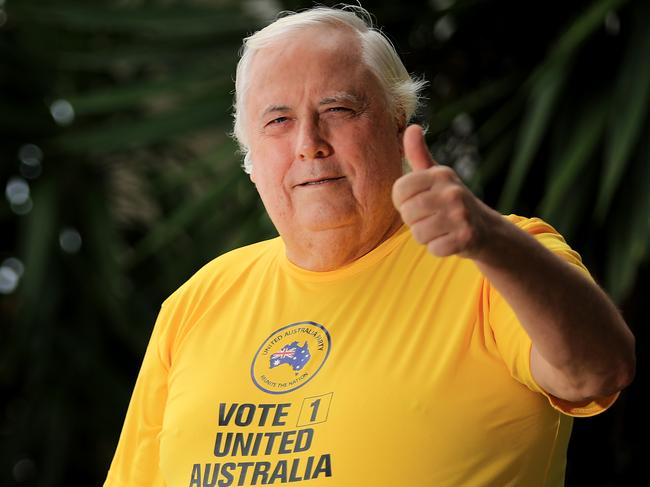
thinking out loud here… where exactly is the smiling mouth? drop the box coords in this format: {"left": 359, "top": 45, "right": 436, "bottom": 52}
{"left": 298, "top": 176, "right": 346, "bottom": 187}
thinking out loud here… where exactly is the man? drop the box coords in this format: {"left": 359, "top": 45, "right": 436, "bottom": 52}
{"left": 105, "top": 5, "right": 635, "bottom": 486}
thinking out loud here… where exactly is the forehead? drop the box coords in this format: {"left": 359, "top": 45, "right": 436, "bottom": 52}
{"left": 245, "top": 26, "right": 381, "bottom": 112}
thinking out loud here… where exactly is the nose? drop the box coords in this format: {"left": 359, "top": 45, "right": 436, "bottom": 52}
{"left": 296, "top": 118, "right": 333, "bottom": 160}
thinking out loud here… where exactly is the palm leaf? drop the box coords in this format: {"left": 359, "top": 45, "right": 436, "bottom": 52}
{"left": 12, "top": 2, "right": 252, "bottom": 38}
{"left": 539, "top": 99, "right": 607, "bottom": 221}
{"left": 595, "top": 1, "right": 650, "bottom": 221}
{"left": 498, "top": 0, "right": 627, "bottom": 211}
{"left": 605, "top": 122, "right": 650, "bottom": 300}
{"left": 55, "top": 91, "right": 233, "bottom": 154}
{"left": 498, "top": 62, "right": 568, "bottom": 211}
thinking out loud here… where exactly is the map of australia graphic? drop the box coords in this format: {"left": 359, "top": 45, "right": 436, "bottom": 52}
{"left": 269, "top": 341, "right": 311, "bottom": 371}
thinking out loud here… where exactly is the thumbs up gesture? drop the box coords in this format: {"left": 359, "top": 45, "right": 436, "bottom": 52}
{"left": 392, "top": 125, "right": 500, "bottom": 259}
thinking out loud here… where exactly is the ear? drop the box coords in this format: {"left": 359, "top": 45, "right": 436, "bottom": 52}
{"left": 245, "top": 152, "right": 255, "bottom": 183}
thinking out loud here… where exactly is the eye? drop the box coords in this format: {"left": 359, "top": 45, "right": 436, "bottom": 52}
{"left": 266, "top": 116, "right": 289, "bottom": 126}
{"left": 327, "top": 106, "right": 351, "bottom": 113}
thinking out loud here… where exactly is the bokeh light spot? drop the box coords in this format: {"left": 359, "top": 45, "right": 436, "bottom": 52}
{"left": 604, "top": 11, "right": 620, "bottom": 36}
{"left": 5, "top": 177, "right": 30, "bottom": 206}
{"left": 434, "top": 15, "right": 456, "bottom": 42}
{"left": 18, "top": 144, "right": 43, "bottom": 179}
{"left": 11, "top": 199, "right": 33, "bottom": 215}
{"left": 59, "top": 227, "right": 82, "bottom": 254}
{"left": 12, "top": 458, "right": 37, "bottom": 483}
{"left": 452, "top": 112, "right": 474, "bottom": 137}
{"left": 3, "top": 257, "right": 24, "bottom": 278}
{"left": 0, "top": 265, "right": 19, "bottom": 294}
{"left": 49, "top": 99, "right": 75, "bottom": 126}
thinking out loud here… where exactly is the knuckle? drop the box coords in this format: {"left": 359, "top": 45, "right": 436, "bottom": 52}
{"left": 414, "top": 191, "right": 433, "bottom": 211}
{"left": 392, "top": 179, "right": 406, "bottom": 201}
{"left": 458, "top": 224, "right": 474, "bottom": 246}
{"left": 444, "top": 185, "right": 465, "bottom": 206}
{"left": 399, "top": 206, "right": 417, "bottom": 226}
{"left": 433, "top": 166, "right": 457, "bottom": 181}
{"left": 411, "top": 223, "right": 428, "bottom": 244}
{"left": 427, "top": 239, "right": 450, "bottom": 257}
{"left": 426, "top": 241, "right": 439, "bottom": 256}
{"left": 450, "top": 206, "right": 470, "bottom": 226}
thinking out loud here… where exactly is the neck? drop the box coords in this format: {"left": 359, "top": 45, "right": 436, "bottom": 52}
{"left": 282, "top": 214, "right": 403, "bottom": 272}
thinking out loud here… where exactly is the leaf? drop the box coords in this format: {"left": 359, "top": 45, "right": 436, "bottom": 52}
{"left": 54, "top": 90, "right": 233, "bottom": 154}
{"left": 64, "top": 66, "right": 232, "bottom": 115}
{"left": 497, "top": 0, "right": 627, "bottom": 212}
{"left": 81, "top": 187, "right": 143, "bottom": 350}
{"left": 475, "top": 95, "right": 523, "bottom": 148}
{"left": 123, "top": 166, "right": 242, "bottom": 268}
{"left": 16, "top": 178, "right": 59, "bottom": 325}
{"left": 153, "top": 141, "right": 241, "bottom": 196}
{"left": 498, "top": 62, "right": 568, "bottom": 211}
{"left": 427, "top": 76, "right": 520, "bottom": 136}
{"left": 544, "top": 0, "right": 627, "bottom": 64}
{"left": 470, "top": 129, "right": 515, "bottom": 195}
{"left": 13, "top": 1, "right": 254, "bottom": 39}
{"left": 605, "top": 121, "right": 650, "bottom": 301}
{"left": 56, "top": 44, "right": 239, "bottom": 72}
{"left": 595, "top": 1, "right": 650, "bottom": 221}
{"left": 539, "top": 99, "right": 607, "bottom": 220}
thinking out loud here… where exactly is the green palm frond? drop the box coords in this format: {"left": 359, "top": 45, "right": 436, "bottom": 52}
{"left": 597, "top": 0, "right": 650, "bottom": 221}
{"left": 442, "top": 0, "right": 649, "bottom": 301}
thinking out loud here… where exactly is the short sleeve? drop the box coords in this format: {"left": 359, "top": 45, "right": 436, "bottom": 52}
{"left": 103, "top": 302, "right": 173, "bottom": 487}
{"left": 487, "top": 215, "right": 619, "bottom": 417}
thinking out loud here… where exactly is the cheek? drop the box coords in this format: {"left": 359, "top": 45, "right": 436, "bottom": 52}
{"left": 254, "top": 171, "right": 293, "bottom": 222}
{"left": 363, "top": 134, "right": 403, "bottom": 180}
{"left": 250, "top": 143, "right": 291, "bottom": 184}
{"left": 250, "top": 157, "right": 294, "bottom": 212}
{"left": 254, "top": 167, "right": 283, "bottom": 198}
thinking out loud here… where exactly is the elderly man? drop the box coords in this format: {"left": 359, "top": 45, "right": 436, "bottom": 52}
{"left": 104, "top": 5, "right": 635, "bottom": 487}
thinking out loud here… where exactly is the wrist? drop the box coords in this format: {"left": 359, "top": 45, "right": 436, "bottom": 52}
{"left": 470, "top": 211, "right": 518, "bottom": 267}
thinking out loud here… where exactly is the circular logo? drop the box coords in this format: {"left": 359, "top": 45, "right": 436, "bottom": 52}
{"left": 251, "top": 321, "right": 332, "bottom": 394}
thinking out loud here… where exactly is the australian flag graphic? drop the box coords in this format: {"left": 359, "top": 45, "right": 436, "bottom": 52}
{"left": 269, "top": 341, "right": 311, "bottom": 372}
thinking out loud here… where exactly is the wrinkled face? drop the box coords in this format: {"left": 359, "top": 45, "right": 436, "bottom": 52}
{"left": 244, "top": 27, "right": 404, "bottom": 239}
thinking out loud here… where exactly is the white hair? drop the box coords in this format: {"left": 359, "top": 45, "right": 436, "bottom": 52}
{"left": 232, "top": 4, "right": 427, "bottom": 174}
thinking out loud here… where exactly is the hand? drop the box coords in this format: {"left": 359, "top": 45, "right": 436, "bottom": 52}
{"left": 392, "top": 125, "right": 500, "bottom": 259}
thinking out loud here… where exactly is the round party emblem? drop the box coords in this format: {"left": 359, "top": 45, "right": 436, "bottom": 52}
{"left": 251, "top": 321, "right": 331, "bottom": 394}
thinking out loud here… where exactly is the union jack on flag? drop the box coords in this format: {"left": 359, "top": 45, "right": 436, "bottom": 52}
{"left": 271, "top": 347, "right": 296, "bottom": 359}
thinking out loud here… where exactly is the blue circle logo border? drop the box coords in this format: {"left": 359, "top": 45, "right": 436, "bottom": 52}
{"left": 250, "top": 321, "right": 332, "bottom": 395}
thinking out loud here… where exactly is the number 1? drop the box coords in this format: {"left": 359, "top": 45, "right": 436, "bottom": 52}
{"left": 309, "top": 398, "right": 321, "bottom": 422}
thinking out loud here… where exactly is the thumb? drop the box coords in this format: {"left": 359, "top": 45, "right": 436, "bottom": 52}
{"left": 404, "top": 124, "right": 437, "bottom": 171}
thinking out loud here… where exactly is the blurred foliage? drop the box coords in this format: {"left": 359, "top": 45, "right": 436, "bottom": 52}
{"left": 0, "top": 0, "right": 647, "bottom": 485}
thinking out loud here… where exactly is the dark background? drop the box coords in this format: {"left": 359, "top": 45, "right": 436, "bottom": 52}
{"left": 1, "top": 0, "right": 647, "bottom": 485}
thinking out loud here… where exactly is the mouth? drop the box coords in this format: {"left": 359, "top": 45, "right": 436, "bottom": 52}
{"left": 297, "top": 176, "right": 346, "bottom": 187}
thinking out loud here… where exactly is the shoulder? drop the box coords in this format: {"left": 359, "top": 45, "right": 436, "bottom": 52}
{"left": 163, "top": 236, "right": 282, "bottom": 309}
{"left": 504, "top": 214, "right": 560, "bottom": 235}
{"left": 503, "top": 214, "right": 590, "bottom": 277}
{"left": 150, "top": 237, "right": 282, "bottom": 356}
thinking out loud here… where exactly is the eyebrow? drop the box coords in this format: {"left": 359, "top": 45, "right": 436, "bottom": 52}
{"left": 319, "top": 92, "right": 366, "bottom": 106}
{"left": 262, "top": 104, "right": 291, "bottom": 117}
{"left": 261, "top": 92, "right": 368, "bottom": 118}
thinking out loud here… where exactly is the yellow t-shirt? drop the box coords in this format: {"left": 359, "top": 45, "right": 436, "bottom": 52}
{"left": 104, "top": 216, "right": 615, "bottom": 487}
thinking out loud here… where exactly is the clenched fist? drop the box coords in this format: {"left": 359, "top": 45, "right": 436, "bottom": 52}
{"left": 392, "top": 125, "right": 502, "bottom": 259}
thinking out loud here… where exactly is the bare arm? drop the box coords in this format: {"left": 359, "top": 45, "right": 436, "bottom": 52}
{"left": 473, "top": 214, "right": 635, "bottom": 401}
{"left": 392, "top": 125, "right": 635, "bottom": 402}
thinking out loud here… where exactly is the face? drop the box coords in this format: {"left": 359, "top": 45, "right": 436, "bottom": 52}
{"left": 244, "top": 27, "right": 405, "bottom": 242}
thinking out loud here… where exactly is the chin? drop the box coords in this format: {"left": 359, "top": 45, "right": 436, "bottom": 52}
{"left": 295, "top": 206, "right": 357, "bottom": 232}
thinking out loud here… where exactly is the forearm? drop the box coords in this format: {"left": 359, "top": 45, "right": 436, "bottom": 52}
{"left": 473, "top": 216, "right": 636, "bottom": 402}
